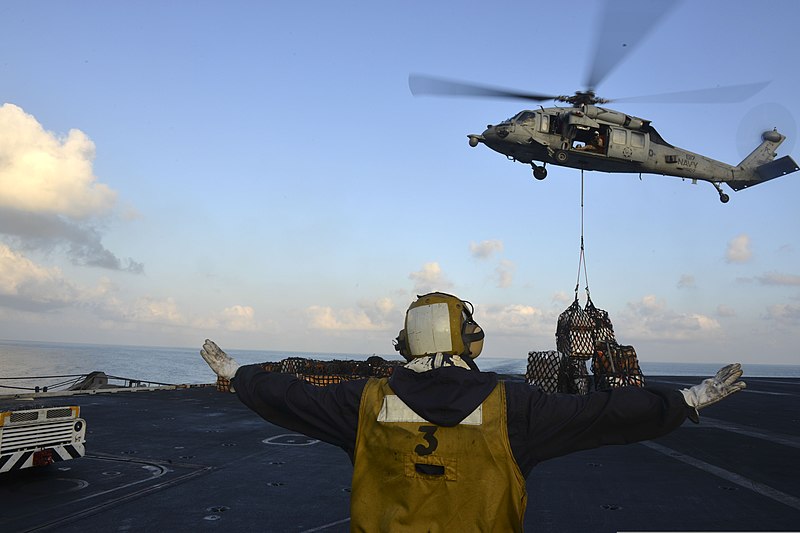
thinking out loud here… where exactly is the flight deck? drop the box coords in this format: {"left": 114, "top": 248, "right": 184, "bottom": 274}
{"left": 1, "top": 376, "right": 798, "bottom": 532}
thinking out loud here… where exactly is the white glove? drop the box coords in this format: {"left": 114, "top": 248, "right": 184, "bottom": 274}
{"left": 200, "top": 339, "right": 241, "bottom": 379}
{"left": 680, "top": 363, "right": 746, "bottom": 423}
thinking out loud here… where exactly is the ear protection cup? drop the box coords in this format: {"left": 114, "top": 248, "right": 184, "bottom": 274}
{"left": 393, "top": 329, "right": 412, "bottom": 361}
{"left": 462, "top": 321, "right": 484, "bottom": 358}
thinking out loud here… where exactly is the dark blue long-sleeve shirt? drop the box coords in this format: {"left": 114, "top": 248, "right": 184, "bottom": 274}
{"left": 233, "top": 364, "right": 691, "bottom": 476}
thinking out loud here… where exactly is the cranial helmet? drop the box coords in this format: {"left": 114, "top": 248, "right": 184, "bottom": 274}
{"left": 394, "top": 292, "right": 485, "bottom": 361}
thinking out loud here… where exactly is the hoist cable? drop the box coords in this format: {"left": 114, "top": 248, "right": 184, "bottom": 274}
{"left": 574, "top": 170, "right": 590, "bottom": 300}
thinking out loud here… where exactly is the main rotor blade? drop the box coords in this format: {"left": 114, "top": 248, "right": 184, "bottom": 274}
{"left": 585, "top": 0, "right": 681, "bottom": 91}
{"left": 613, "top": 81, "right": 770, "bottom": 104}
{"left": 409, "top": 74, "right": 558, "bottom": 102}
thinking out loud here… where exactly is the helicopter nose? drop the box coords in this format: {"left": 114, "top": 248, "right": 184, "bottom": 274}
{"left": 481, "top": 124, "right": 509, "bottom": 145}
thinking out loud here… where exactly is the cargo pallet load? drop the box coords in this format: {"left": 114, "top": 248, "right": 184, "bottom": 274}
{"left": 527, "top": 294, "right": 645, "bottom": 394}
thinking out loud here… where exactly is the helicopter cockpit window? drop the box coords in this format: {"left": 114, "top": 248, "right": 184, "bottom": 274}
{"left": 515, "top": 111, "right": 535, "bottom": 123}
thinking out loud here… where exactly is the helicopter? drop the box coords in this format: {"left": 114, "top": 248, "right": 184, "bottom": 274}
{"left": 408, "top": 3, "right": 799, "bottom": 203}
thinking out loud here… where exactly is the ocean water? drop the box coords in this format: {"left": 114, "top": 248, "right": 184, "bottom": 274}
{"left": 1, "top": 339, "right": 798, "bottom": 393}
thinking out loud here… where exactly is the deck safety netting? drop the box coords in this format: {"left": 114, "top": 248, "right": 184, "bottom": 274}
{"left": 217, "top": 356, "right": 402, "bottom": 391}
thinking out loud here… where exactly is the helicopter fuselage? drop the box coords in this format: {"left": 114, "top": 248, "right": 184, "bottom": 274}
{"left": 468, "top": 105, "right": 798, "bottom": 202}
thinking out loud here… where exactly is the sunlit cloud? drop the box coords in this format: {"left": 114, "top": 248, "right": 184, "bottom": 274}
{"left": 0, "top": 103, "right": 115, "bottom": 218}
{"left": 409, "top": 262, "right": 453, "bottom": 293}
{"left": 358, "top": 297, "right": 397, "bottom": 326}
{"left": 0, "top": 244, "right": 79, "bottom": 311}
{"left": 756, "top": 272, "right": 800, "bottom": 286}
{"left": 618, "top": 295, "right": 721, "bottom": 341}
{"left": 764, "top": 303, "right": 800, "bottom": 326}
{"left": 725, "top": 234, "right": 752, "bottom": 264}
{"left": 470, "top": 240, "right": 504, "bottom": 259}
{"left": 306, "top": 305, "right": 385, "bottom": 331}
{"left": 219, "top": 305, "right": 258, "bottom": 331}
{"left": 304, "top": 297, "right": 400, "bottom": 332}
{"left": 0, "top": 103, "right": 141, "bottom": 273}
{"left": 478, "top": 303, "right": 555, "bottom": 336}
{"left": 0, "top": 246, "right": 248, "bottom": 333}
{"left": 128, "top": 296, "right": 185, "bottom": 325}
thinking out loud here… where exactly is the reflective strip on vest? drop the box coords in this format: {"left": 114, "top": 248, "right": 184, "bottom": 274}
{"left": 377, "top": 395, "right": 483, "bottom": 425}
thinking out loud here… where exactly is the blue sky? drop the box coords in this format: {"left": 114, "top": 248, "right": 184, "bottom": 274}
{"left": 0, "top": 0, "right": 798, "bottom": 365}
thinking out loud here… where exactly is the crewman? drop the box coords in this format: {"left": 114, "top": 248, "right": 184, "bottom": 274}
{"left": 200, "top": 291, "right": 745, "bottom": 532}
{"left": 575, "top": 130, "right": 605, "bottom": 153}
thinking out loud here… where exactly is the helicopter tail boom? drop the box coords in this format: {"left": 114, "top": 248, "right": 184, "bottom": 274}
{"left": 729, "top": 130, "right": 799, "bottom": 191}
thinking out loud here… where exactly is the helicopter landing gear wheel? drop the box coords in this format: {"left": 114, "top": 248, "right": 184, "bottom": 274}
{"left": 555, "top": 150, "right": 568, "bottom": 163}
{"left": 712, "top": 182, "right": 730, "bottom": 203}
{"left": 532, "top": 165, "right": 547, "bottom": 180}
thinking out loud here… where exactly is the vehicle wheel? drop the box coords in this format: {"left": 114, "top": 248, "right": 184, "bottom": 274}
{"left": 719, "top": 193, "right": 730, "bottom": 203}
{"left": 533, "top": 166, "right": 547, "bottom": 180}
{"left": 555, "top": 150, "right": 568, "bottom": 163}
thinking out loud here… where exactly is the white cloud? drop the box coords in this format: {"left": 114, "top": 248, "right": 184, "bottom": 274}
{"left": 303, "top": 296, "right": 405, "bottom": 333}
{"left": 765, "top": 303, "right": 800, "bottom": 326}
{"left": 725, "top": 234, "right": 752, "bottom": 264}
{"left": 716, "top": 304, "right": 737, "bottom": 318}
{"left": 619, "top": 295, "right": 721, "bottom": 341}
{"left": 757, "top": 272, "right": 800, "bottom": 286}
{"left": 677, "top": 274, "right": 696, "bottom": 289}
{"left": 409, "top": 262, "right": 452, "bottom": 293}
{"left": 479, "top": 303, "right": 555, "bottom": 336}
{"left": 358, "top": 297, "right": 397, "bottom": 325}
{"left": 494, "top": 259, "right": 515, "bottom": 288}
{"left": 306, "top": 305, "right": 385, "bottom": 331}
{"left": 470, "top": 240, "right": 504, "bottom": 259}
{"left": 0, "top": 243, "right": 259, "bottom": 336}
{"left": 0, "top": 104, "right": 140, "bottom": 272}
{"left": 219, "top": 305, "right": 258, "bottom": 331}
{"left": 0, "top": 244, "right": 79, "bottom": 310}
{"left": 128, "top": 296, "right": 185, "bottom": 325}
{"left": 0, "top": 104, "right": 115, "bottom": 218}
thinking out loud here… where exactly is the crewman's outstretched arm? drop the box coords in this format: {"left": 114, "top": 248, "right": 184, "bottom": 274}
{"left": 200, "top": 339, "right": 365, "bottom": 459}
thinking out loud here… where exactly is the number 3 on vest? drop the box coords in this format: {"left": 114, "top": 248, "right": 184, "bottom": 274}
{"left": 415, "top": 425, "right": 439, "bottom": 456}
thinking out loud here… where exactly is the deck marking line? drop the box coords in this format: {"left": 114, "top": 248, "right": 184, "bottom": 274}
{"left": 696, "top": 417, "right": 800, "bottom": 450}
{"left": 649, "top": 379, "right": 796, "bottom": 397}
{"left": 300, "top": 517, "right": 351, "bottom": 532}
{"left": 641, "top": 441, "right": 800, "bottom": 512}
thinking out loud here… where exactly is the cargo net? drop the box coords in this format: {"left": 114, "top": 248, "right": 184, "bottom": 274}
{"left": 526, "top": 351, "right": 568, "bottom": 393}
{"left": 261, "top": 356, "right": 403, "bottom": 386}
{"left": 585, "top": 297, "right": 616, "bottom": 344}
{"left": 556, "top": 296, "right": 617, "bottom": 359}
{"left": 526, "top": 351, "right": 591, "bottom": 394}
{"left": 529, "top": 296, "right": 645, "bottom": 393}
{"left": 592, "top": 341, "right": 645, "bottom": 390}
{"left": 556, "top": 299, "right": 596, "bottom": 360}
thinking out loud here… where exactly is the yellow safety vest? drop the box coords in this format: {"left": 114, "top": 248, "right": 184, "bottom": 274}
{"left": 351, "top": 378, "right": 527, "bottom": 532}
